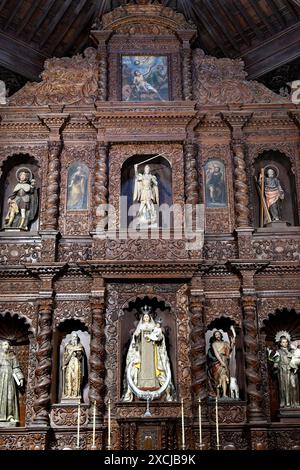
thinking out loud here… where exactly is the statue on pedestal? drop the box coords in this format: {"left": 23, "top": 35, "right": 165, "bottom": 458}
{"left": 257, "top": 166, "right": 284, "bottom": 226}
{"left": 61, "top": 332, "right": 85, "bottom": 403}
{"left": 267, "top": 331, "right": 299, "bottom": 408}
{"left": 133, "top": 163, "right": 159, "bottom": 226}
{"left": 4, "top": 167, "right": 38, "bottom": 231}
{"left": 207, "top": 327, "right": 236, "bottom": 399}
{"left": 122, "top": 306, "right": 175, "bottom": 402}
{"left": 0, "top": 340, "right": 24, "bottom": 426}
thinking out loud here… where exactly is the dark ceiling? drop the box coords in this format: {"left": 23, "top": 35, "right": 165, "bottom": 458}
{"left": 0, "top": 0, "right": 300, "bottom": 94}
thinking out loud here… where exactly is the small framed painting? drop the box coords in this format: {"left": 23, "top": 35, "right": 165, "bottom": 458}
{"left": 204, "top": 159, "right": 227, "bottom": 208}
{"left": 121, "top": 55, "right": 169, "bottom": 102}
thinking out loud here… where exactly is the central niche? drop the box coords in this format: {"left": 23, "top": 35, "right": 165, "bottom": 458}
{"left": 121, "top": 154, "right": 172, "bottom": 230}
{"left": 119, "top": 296, "right": 176, "bottom": 402}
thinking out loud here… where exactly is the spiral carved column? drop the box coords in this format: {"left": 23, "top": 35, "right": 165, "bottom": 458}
{"left": 89, "top": 295, "right": 106, "bottom": 423}
{"left": 242, "top": 295, "right": 265, "bottom": 423}
{"left": 232, "top": 142, "right": 250, "bottom": 228}
{"left": 189, "top": 293, "right": 206, "bottom": 402}
{"left": 32, "top": 299, "right": 53, "bottom": 425}
{"left": 44, "top": 141, "right": 62, "bottom": 231}
{"left": 92, "top": 142, "right": 108, "bottom": 233}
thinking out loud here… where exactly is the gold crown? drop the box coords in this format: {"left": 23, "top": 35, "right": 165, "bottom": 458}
{"left": 141, "top": 305, "right": 151, "bottom": 315}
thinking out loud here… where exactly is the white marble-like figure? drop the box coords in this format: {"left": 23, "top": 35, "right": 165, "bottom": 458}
{"left": 122, "top": 308, "right": 174, "bottom": 402}
{"left": 133, "top": 164, "right": 159, "bottom": 225}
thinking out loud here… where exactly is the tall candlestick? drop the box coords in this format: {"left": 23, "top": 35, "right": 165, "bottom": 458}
{"left": 215, "top": 396, "right": 220, "bottom": 450}
{"left": 198, "top": 398, "right": 203, "bottom": 449}
{"left": 76, "top": 403, "right": 80, "bottom": 449}
{"left": 92, "top": 401, "right": 96, "bottom": 449}
{"left": 181, "top": 398, "right": 185, "bottom": 450}
{"left": 108, "top": 399, "right": 111, "bottom": 450}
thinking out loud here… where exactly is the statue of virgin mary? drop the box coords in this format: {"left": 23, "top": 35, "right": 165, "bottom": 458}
{"left": 122, "top": 306, "right": 175, "bottom": 402}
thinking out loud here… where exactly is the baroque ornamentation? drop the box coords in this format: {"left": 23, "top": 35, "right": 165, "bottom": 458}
{"left": 50, "top": 405, "right": 88, "bottom": 427}
{"left": 0, "top": 242, "right": 41, "bottom": 265}
{"left": 9, "top": 48, "right": 98, "bottom": 106}
{"left": 53, "top": 301, "right": 91, "bottom": 329}
{"left": 193, "top": 49, "right": 289, "bottom": 106}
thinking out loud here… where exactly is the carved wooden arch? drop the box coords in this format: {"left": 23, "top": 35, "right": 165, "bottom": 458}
{"left": 247, "top": 143, "right": 297, "bottom": 167}
{"left": 257, "top": 298, "right": 300, "bottom": 329}
{"left": 0, "top": 309, "right": 35, "bottom": 337}
{"left": 119, "top": 293, "right": 174, "bottom": 317}
{"left": 53, "top": 301, "right": 92, "bottom": 332}
{"left": 0, "top": 150, "right": 44, "bottom": 178}
{"left": 205, "top": 298, "right": 242, "bottom": 327}
{"left": 0, "top": 145, "right": 47, "bottom": 168}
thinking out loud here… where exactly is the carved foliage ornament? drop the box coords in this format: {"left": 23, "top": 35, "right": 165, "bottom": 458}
{"left": 9, "top": 48, "right": 98, "bottom": 106}
{"left": 193, "top": 49, "right": 289, "bottom": 106}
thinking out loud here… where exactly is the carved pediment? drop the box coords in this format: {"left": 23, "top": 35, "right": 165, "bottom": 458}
{"left": 193, "top": 49, "right": 289, "bottom": 106}
{"left": 94, "top": 4, "right": 196, "bottom": 34}
{"left": 9, "top": 48, "right": 98, "bottom": 107}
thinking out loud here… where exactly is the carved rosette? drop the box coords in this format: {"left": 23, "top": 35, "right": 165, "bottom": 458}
{"left": 44, "top": 141, "right": 62, "bottom": 231}
{"left": 92, "top": 143, "right": 108, "bottom": 233}
{"left": 89, "top": 295, "right": 106, "bottom": 422}
{"left": 32, "top": 299, "right": 53, "bottom": 425}
{"left": 189, "top": 293, "right": 206, "bottom": 403}
{"left": 242, "top": 296, "right": 264, "bottom": 422}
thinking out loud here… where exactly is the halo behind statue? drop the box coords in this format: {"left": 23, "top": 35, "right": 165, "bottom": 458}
{"left": 264, "top": 164, "right": 279, "bottom": 178}
{"left": 275, "top": 330, "right": 291, "bottom": 343}
{"left": 16, "top": 167, "right": 32, "bottom": 181}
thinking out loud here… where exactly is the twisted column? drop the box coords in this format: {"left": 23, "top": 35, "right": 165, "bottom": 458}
{"left": 33, "top": 299, "right": 53, "bottom": 425}
{"left": 242, "top": 295, "right": 264, "bottom": 422}
{"left": 189, "top": 294, "right": 206, "bottom": 401}
{"left": 98, "top": 53, "right": 108, "bottom": 101}
{"left": 222, "top": 113, "right": 252, "bottom": 229}
{"left": 232, "top": 142, "right": 250, "bottom": 227}
{"left": 44, "top": 141, "right": 62, "bottom": 231}
{"left": 89, "top": 295, "right": 106, "bottom": 423}
{"left": 93, "top": 143, "right": 108, "bottom": 233}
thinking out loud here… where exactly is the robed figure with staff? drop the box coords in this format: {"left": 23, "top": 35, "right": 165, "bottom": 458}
{"left": 255, "top": 166, "right": 284, "bottom": 227}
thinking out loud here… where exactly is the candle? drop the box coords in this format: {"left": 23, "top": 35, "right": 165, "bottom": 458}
{"left": 181, "top": 398, "right": 185, "bottom": 450}
{"left": 108, "top": 399, "right": 111, "bottom": 449}
{"left": 198, "top": 398, "right": 202, "bottom": 449}
{"left": 76, "top": 403, "right": 80, "bottom": 449}
{"left": 215, "top": 396, "right": 220, "bottom": 450}
{"left": 92, "top": 401, "right": 96, "bottom": 449}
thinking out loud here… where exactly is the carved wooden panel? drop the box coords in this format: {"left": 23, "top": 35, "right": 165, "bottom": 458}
{"left": 204, "top": 298, "right": 242, "bottom": 327}
{"left": 53, "top": 300, "right": 91, "bottom": 329}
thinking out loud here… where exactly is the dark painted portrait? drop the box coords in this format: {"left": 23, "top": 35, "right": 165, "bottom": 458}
{"left": 204, "top": 160, "right": 227, "bottom": 207}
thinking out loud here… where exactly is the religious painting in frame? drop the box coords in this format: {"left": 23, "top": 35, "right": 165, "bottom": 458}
{"left": 66, "top": 161, "right": 89, "bottom": 211}
{"left": 204, "top": 159, "right": 227, "bottom": 208}
{"left": 121, "top": 55, "right": 169, "bottom": 102}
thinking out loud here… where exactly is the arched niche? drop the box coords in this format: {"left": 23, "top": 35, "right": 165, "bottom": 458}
{"left": 119, "top": 295, "right": 176, "bottom": 401}
{"left": 0, "top": 154, "right": 40, "bottom": 233}
{"left": 51, "top": 319, "right": 90, "bottom": 404}
{"left": 261, "top": 308, "right": 300, "bottom": 421}
{"left": 206, "top": 316, "right": 244, "bottom": 401}
{"left": 252, "top": 150, "right": 298, "bottom": 227}
{"left": 0, "top": 312, "right": 34, "bottom": 427}
{"left": 66, "top": 161, "right": 89, "bottom": 211}
{"left": 120, "top": 154, "right": 172, "bottom": 229}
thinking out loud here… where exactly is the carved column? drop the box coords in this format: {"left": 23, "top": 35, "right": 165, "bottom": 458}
{"left": 90, "top": 31, "right": 112, "bottom": 101}
{"left": 89, "top": 283, "right": 106, "bottom": 423}
{"left": 184, "top": 141, "right": 199, "bottom": 206}
{"left": 222, "top": 113, "right": 254, "bottom": 258}
{"left": 189, "top": 290, "right": 206, "bottom": 402}
{"left": 178, "top": 31, "right": 196, "bottom": 100}
{"left": 38, "top": 113, "right": 69, "bottom": 262}
{"left": 242, "top": 295, "right": 265, "bottom": 423}
{"left": 32, "top": 298, "right": 53, "bottom": 425}
{"left": 92, "top": 142, "right": 108, "bottom": 233}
